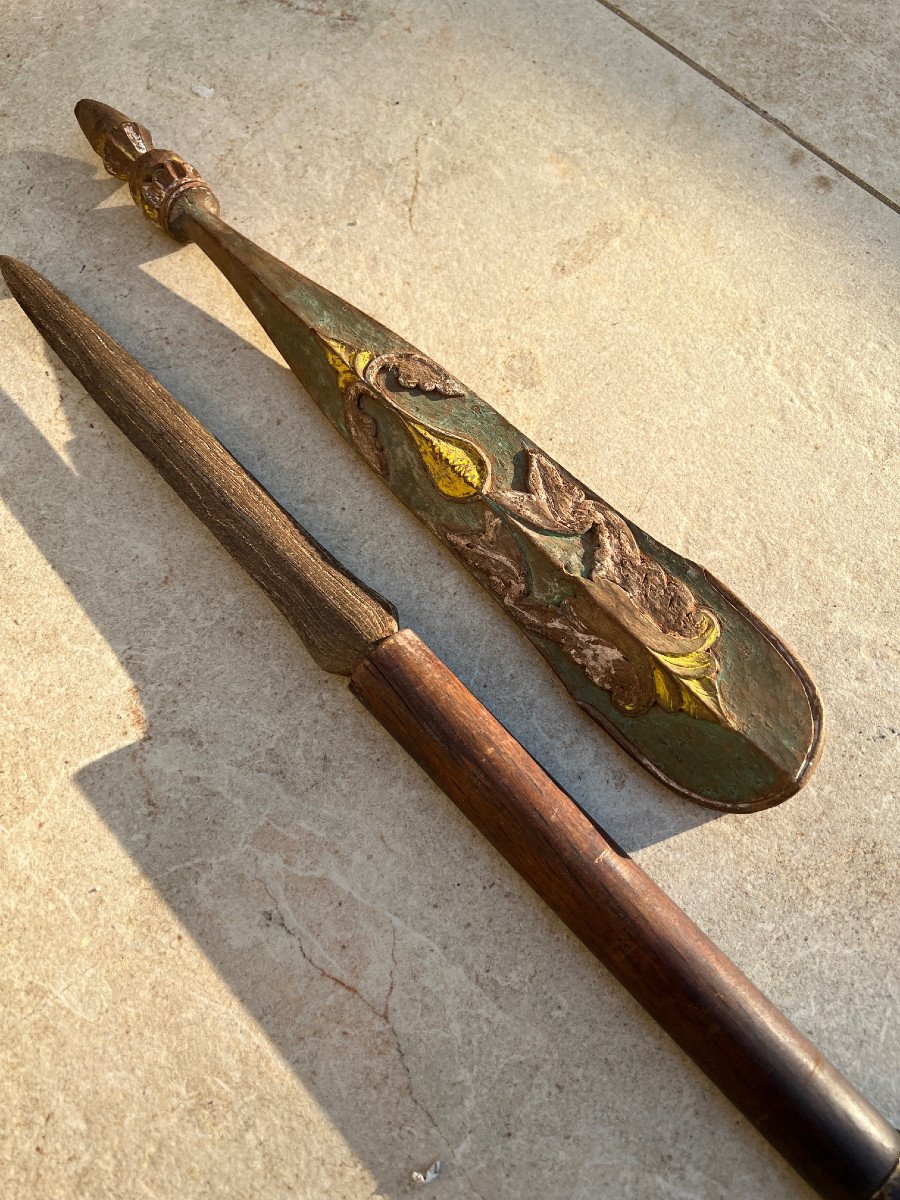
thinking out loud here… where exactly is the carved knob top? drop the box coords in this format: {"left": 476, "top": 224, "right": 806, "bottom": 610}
{"left": 75, "top": 99, "right": 219, "bottom": 240}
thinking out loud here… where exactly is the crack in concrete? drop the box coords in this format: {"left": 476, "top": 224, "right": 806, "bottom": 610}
{"left": 274, "top": 0, "right": 358, "bottom": 20}
{"left": 21, "top": 965, "right": 95, "bottom": 1021}
{"left": 258, "top": 871, "right": 447, "bottom": 1147}
{"left": 406, "top": 81, "right": 465, "bottom": 232}
{"left": 592, "top": 0, "right": 900, "bottom": 219}
{"left": 406, "top": 131, "right": 426, "bottom": 233}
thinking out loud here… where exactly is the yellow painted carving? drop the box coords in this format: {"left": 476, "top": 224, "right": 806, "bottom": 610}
{"left": 321, "top": 336, "right": 373, "bottom": 391}
{"left": 649, "top": 611, "right": 729, "bottom": 724}
{"left": 405, "top": 421, "right": 488, "bottom": 499}
{"left": 319, "top": 334, "right": 490, "bottom": 500}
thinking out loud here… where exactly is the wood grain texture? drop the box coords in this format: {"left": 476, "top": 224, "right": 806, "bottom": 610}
{"left": 0, "top": 257, "right": 398, "bottom": 674}
{"left": 351, "top": 629, "right": 899, "bottom": 1200}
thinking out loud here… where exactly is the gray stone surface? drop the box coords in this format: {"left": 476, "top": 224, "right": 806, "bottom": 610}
{"left": 1, "top": 1, "right": 897, "bottom": 1197}
{"left": 606, "top": 0, "right": 900, "bottom": 206}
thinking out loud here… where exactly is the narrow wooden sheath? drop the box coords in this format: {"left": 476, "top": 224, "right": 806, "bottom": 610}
{"left": 353, "top": 630, "right": 899, "bottom": 1200}
{"left": 3, "top": 257, "right": 896, "bottom": 1200}
{"left": 74, "top": 98, "right": 823, "bottom": 813}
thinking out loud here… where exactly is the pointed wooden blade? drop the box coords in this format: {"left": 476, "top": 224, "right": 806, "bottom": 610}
{"left": 0, "top": 256, "right": 398, "bottom": 674}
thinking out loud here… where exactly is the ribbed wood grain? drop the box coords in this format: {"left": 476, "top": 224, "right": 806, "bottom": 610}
{"left": 0, "top": 257, "right": 398, "bottom": 674}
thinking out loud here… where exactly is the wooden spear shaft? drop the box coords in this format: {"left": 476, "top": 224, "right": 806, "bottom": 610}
{"left": 1, "top": 257, "right": 896, "bottom": 1200}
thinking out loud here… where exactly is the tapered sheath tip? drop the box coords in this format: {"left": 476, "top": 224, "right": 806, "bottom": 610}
{"left": 0, "top": 257, "right": 49, "bottom": 307}
{"left": 0, "top": 255, "right": 28, "bottom": 290}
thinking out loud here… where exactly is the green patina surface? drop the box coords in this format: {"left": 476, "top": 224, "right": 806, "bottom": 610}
{"left": 184, "top": 197, "right": 822, "bottom": 812}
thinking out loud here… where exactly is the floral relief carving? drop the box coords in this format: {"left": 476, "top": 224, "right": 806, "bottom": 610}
{"left": 319, "top": 336, "right": 731, "bottom": 725}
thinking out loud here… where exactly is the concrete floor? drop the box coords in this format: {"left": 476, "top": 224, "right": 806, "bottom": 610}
{"left": 608, "top": 0, "right": 900, "bottom": 205}
{"left": 1, "top": 2, "right": 897, "bottom": 1197}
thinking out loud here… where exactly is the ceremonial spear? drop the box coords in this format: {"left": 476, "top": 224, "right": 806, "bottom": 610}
{"left": 72, "top": 99, "right": 824, "bottom": 814}
{"left": 1, "top": 256, "right": 896, "bottom": 1200}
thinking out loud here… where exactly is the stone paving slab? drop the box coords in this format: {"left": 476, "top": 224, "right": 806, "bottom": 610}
{"left": 603, "top": 0, "right": 900, "bottom": 208}
{"left": 1, "top": 2, "right": 898, "bottom": 1197}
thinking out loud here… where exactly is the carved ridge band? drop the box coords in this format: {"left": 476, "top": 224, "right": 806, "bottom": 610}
{"left": 127, "top": 148, "right": 219, "bottom": 238}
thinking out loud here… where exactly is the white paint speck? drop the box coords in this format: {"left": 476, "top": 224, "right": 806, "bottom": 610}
{"left": 411, "top": 1160, "right": 442, "bottom": 1185}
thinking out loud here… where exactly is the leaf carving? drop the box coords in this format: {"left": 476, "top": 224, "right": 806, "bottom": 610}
{"left": 317, "top": 336, "right": 487, "bottom": 500}
{"left": 447, "top": 513, "right": 636, "bottom": 698}
{"left": 343, "top": 382, "right": 388, "bottom": 477}
{"left": 648, "top": 611, "right": 729, "bottom": 724}
{"left": 493, "top": 452, "right": 595, "bottom": 534}
{"left": 404, "top": 420, "right": 490, "bottom": 500}
{"left": 446, "top": 511, "right": 528, "bottom": 602}
{"left": 372, "top": 353, "right": 464, "bottom": 398}
{"left": 590, "top": 515, "right": 699, "bottom": 640}
{"left": 320, "top": 336, "right": 373, "bottom": 392}
{"left": 493, "top": 451, "right": 704, "bottom": 643}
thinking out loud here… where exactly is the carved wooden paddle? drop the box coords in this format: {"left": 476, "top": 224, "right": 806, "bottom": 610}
{"left": 72, "top": 98, "right": 824, "bottom": 812}
{"left": 2, "top": 256, "right": 895, "bottom": 1200}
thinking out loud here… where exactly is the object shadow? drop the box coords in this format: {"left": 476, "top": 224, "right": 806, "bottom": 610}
{"left": 0, "top": 157, "right": 742, "bottom": 1196}
{"left": 2, "top": 149, "right": 720, "bottom": 854}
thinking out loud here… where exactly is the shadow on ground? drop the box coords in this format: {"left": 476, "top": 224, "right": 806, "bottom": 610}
{"left": 0, "top": 156, "right": 743, "bottom": 1197}
{"left": 4, "top": 0, "right": 876, "bottom": 1175}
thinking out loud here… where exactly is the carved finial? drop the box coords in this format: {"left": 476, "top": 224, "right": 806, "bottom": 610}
{"left": 74, "top": 98, "right": 219, "bottom": 240}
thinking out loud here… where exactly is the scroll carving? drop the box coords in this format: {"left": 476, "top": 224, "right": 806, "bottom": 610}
{"left": 319, "top": 336, "right": 731, "bottom": 726}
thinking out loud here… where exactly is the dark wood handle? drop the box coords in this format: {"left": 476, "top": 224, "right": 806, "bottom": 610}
{"left": 351, "top": 630, "right": 899, "bottom": 1200}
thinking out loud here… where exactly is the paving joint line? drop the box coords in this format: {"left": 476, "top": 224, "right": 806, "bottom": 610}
{"left": 592, "top": 0, "right": 900, "bottom": 219}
